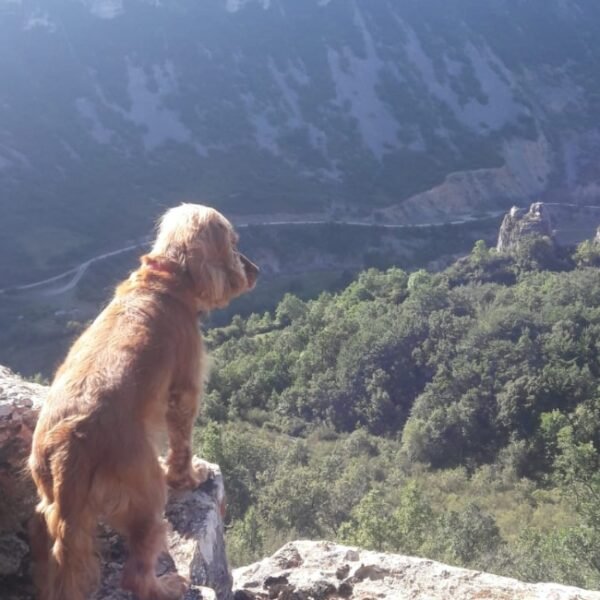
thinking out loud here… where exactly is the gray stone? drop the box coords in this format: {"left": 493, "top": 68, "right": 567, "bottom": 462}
{"left": 0, "top": 534, "right": 29, "bottom": 577}
{"left": 234, "top": 541, "right": 600, "bottom": 600}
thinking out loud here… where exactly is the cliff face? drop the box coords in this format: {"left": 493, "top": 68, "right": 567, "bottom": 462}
{"left": 377, "top": 137, "right": 554, "bottom": 225}
{"left": 233, "top": 540, "right": 600, "bottom": 600}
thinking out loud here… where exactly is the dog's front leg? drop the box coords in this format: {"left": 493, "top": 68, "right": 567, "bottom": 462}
{"left": 165, "top": 388, "right": 211, "bottom": 490}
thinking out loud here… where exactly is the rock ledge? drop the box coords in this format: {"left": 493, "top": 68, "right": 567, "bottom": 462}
{"left": 233, "top": 540, "right": 600, "bottom": 600}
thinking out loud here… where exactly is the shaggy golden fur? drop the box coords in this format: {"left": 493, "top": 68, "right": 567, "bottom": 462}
{"left": 28, "top": 204, "right": 258, "bottom": 600}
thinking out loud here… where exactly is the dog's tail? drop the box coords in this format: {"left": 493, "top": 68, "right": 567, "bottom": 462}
{"left": 30, "top": 429, "right": 99, "bottom": 600}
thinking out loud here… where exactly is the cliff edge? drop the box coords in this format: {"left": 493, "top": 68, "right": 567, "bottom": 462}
{"left": 234, "top": 540, "right": 600, "bottom": 600}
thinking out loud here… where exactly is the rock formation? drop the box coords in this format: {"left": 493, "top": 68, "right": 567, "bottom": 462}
{"left": 0, "top": 366, "right": 46, "bottom": 588}
{"left": 0, "top": 366, "right": 232, "bottom": 600}
{"left": 497, "top": 202, "right": 600, "bottom": 251}
{"left": 496, "top": 202, "right": 554, "bottom": 251}
{"left": 233, "top": 540, "right": 600, "bottom": 600}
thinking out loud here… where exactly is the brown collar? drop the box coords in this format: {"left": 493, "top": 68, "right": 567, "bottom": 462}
{"left": 140, "top": 255, "right": 201, "bottom": 314}
{"left": 142, "top": 255, "right": 183, "bottom": 276}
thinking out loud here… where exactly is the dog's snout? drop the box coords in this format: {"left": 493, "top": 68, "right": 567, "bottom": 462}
{"left": 240, "top": 253, "right": 259, "bottom": 284}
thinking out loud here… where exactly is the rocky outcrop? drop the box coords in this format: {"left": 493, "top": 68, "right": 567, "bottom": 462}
{"left": 0, "top": 366, "right": 46, "bottom": 586}
{"left": 496, "top": 202, "right": 554, "bottom": 251}
{"left": 0, "top": 366, "right": 233, "bottom": 600}
{"left": 377, "top": 137, "right": 553, "bottom": 226}
{"left": 233, "top": 541, "right": 600, "bottom": 600}
{"left": 497, "top": 202, "right": 600, "bottom": 251}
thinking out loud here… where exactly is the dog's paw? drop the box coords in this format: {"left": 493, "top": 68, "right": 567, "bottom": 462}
{"left": 166, "top": 457, "right": 215, "bottom": 490}
{"left": 156, "top": 572, "right": 188, "bottom": 600}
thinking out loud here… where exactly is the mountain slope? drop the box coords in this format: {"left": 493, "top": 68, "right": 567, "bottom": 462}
{"left": 1, "top": 0, "right": 600, "bottom": 283}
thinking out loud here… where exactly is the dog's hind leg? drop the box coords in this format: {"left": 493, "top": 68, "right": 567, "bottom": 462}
{"left": 109, "top": 457, "right": 187, "bottom": 600}
{"left": 30, "top": 437, "right": 99, "bottom": 600}
{"left": 121, "top": 515, "right": 187, "bottom": 600}
{"left": 43, "top": 504, "right": 98, "bottom": 600}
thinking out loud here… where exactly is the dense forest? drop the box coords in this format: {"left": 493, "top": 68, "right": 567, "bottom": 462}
{"left": 194, "top": 236, "right": 600, "bottom": 589}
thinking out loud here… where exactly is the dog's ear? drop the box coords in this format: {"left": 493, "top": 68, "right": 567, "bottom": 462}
{"left": 185, "top": 220, "right": 234, "bottom": 309}
{"left": 186, "top": 247, "right": 228, "bottom": 309}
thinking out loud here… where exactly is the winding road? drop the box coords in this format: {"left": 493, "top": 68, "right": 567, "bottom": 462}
{"left": 0, "top": 213, "right": 503, "bottom": 298}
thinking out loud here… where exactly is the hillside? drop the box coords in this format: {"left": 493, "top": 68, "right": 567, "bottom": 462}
{"left": 2, "top": 0, "right": 600, "bottom": 284}
{"left": 2, "top": 366, "right": 599, "bottom": 599}
{"left": 193, "top": 237, "right": 600, "bottom": 589}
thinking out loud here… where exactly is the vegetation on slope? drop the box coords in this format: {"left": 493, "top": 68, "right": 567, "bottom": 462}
{"left": 195, "top": 238, "right": 600, "bottom": 589}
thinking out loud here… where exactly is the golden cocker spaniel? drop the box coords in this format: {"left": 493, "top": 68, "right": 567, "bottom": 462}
{"left": 29, "top": 204, "right": 259, "bottom": 600}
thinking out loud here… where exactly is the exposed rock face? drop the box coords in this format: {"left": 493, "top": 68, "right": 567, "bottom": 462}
{"left": 233, "top": 541, "right": 600, "bottom": 600}
{"left": 0, "top": 366, "right": 232, "bottom": 600}
{"left": 0, "top": 366, "right": 46, "bottom": 586}
{"left": 378, "top": 137, "right": 553, "bottom": 225}
{"left": 496, "top": 202, "right": 554, "bottom": 251}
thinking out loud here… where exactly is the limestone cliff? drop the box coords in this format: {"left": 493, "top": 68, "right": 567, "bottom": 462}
{"left": 496, "top": 202, "right": 554, "bottom": 251}
{"left": 378, "top": 137, "right": 554, "bottom": 225}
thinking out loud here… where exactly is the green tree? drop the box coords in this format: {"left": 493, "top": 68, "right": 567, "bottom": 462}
{"left": 554, "top": 426, "right": 600, "bottom": 580}
{"left": 574, "top": 239, "right": 600, "bottom": 268}
{"left": 435, "top": 503, "right": 503, "bottom": 569}
{"left": 227, "top": 506, "right": 265, "bottom": 567}
{"left": 276, "top": 293, "right": 307, "bottom": 326}
{"left": 471, "top": 239, "right": 490, "bottom": 265}
{"left": 339, "top": 489, "right": 393, "bottom": 551}
{"left": 391, "top": 482, "right": 435, "bottom": 555}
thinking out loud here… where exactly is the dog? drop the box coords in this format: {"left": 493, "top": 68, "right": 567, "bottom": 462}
{"left": 28, "top": 204, "right": 259, "bottom": 600}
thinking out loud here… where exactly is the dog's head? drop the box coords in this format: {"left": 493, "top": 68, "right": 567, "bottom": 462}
{"left": 151, "top": 204, "right": 259, "bottom": 310}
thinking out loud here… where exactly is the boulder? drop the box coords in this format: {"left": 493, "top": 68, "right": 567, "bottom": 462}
{"left": 233, "top": 540, "right": 600, "bottom": 600}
